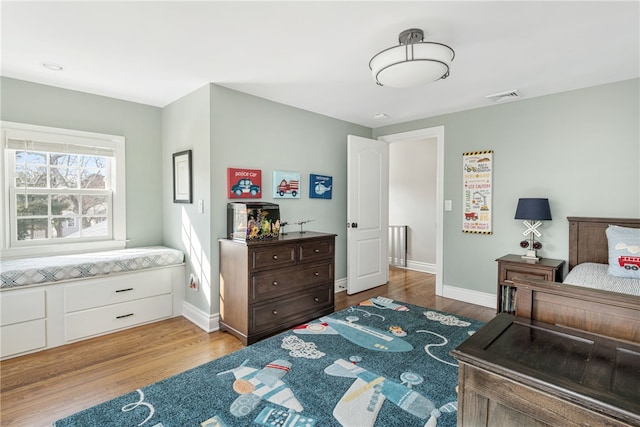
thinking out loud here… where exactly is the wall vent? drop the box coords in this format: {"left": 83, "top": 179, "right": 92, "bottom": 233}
{"left": 485, "top": 90, "right": 520, "bottom": 102}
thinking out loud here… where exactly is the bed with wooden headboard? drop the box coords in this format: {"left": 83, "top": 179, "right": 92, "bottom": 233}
{"left": 511, "top": 216, "right": 640, "bottom": 344}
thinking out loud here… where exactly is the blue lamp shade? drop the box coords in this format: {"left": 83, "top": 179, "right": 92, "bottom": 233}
{"left": 514, "top": 198, "right": 552, "bottom": 221}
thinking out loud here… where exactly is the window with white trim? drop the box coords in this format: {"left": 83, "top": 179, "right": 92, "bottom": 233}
{"left": 1, "top": 122, "right": 126, "bottom": 257}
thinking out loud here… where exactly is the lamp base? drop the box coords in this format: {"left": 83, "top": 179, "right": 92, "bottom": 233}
{"left": 521, "top": 250, "right": 539, "bottom": 261}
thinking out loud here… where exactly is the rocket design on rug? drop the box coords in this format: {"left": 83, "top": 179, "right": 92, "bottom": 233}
{"left": 293, "top": 316, "right": 413, "bottom": 352}
{"left": 325, "top": 358, "right": 449, "bottom": 426}
{"left": 216, "top": 359, "right": 303, "bottom": 417}
{"left": 357, "top": 296, "right": 409, "bottom": 311}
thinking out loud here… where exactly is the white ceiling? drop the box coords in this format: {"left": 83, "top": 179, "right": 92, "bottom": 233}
{"left": 2, "top": 1, "right": 639, "bottom": 128}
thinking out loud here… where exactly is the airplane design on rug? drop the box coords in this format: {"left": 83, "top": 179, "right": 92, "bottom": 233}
{"left": 216, "top": 359, "right": 303, "bottom": 417}
{"left": 357, "top": 296, "right": 410, "bottom": 311}
{"left": 293, "top": 316, "right": 413, "bottom": 352}
{"left": 325, "top": 358, "right": 456, "bottom": 426}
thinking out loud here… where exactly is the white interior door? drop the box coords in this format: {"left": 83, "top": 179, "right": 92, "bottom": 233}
{"left": 347, "top": 135, "right": 389, "bottom": 294}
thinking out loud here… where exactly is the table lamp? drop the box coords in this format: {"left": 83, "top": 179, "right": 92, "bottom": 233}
{"left": 514, "top": 198, "right": 552, "bottom": 261}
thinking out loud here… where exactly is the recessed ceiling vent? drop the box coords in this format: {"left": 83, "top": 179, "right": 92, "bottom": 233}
{"left": 485, "top": 90, "right": 520, "bottom": 102}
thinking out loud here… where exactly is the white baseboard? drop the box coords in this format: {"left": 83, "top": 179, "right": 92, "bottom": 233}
{"left": 182, "top": 301, "right": 220, "bottom": 333}
{"left": 393, "top": 260, "right": 436, "bottom": 274}
{"left": 442, "top": 285, "right": 495, "bottom": 309}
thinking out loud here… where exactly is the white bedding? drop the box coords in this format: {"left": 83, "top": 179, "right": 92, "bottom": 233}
{"left": 563, "top": 262, "right": 640, "bottom": 296}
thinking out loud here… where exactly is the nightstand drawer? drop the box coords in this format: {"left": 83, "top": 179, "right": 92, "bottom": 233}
{"left": 502, "top": 268, "right": 553, "bottom": 284}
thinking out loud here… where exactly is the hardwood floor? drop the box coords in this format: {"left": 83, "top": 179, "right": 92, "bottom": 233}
{"left": 0, "top": 268, "right": 495, "bottom": 427}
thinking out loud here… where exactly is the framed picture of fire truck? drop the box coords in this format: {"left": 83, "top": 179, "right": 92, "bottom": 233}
{"left": 273, "top": 171, "right": 301, "bottom": 199}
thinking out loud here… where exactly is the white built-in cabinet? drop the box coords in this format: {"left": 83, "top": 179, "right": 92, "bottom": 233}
{"left": 0, "top": 265, "right": 185, "bottom": 359}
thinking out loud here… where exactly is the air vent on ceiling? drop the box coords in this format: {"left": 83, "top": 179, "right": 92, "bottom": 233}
{"left": 485, "top": 90, "right": 520, "bottom": 102}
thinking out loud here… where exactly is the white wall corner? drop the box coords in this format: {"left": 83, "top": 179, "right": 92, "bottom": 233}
{"left": 442, "top": 285, "right": 495, "bottom": 309}
{"left": 182, "top": 301, "right": 220, "bottom": 332}
{"left": 334, "top": 277, "right": 347, "bottom": 293}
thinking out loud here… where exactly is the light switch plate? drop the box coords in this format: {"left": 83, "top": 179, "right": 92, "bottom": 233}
{"left": 445, "top": 200, "right": 452, "bottom": 211}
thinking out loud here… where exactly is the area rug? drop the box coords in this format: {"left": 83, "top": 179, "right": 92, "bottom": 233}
{"left": 54, "top": 297, "right": 484, "bottom": 427}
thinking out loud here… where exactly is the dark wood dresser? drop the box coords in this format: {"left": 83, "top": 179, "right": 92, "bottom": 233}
{"left": 452, "top": 314, "right": 640, "bottom": 427}
{"left": 219, "top": 231, "right": 336, "bottom": 345}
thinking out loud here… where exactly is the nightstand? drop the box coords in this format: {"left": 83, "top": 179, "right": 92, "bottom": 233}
{"left": 496, "top": 254, "right": 565, "bottom": 313}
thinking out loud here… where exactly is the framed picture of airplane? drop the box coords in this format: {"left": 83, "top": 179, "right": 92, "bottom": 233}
{"left": 309, "top": 173, "right": 332, "bottom": 199}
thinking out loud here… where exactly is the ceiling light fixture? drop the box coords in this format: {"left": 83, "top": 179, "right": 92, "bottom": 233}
{"left": 369, "top": 28, "right": 454, "bottom": 88}
{"left": 42, "top": 62, "right": 63, "bottom": 71}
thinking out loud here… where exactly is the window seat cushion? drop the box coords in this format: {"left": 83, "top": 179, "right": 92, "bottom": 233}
{"left": 1, "top": 246, "right": 184, "bottom": 289}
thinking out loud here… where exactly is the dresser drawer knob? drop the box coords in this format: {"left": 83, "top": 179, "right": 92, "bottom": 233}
{"left": 273, "top": 255, "right": 278, "bottom": 260}
{"left": 272, "top": 310, "right": 278, "bottom": 316}
{"left": 314, "top": 272, "right": 320, "bottom": 276}
{"left": 314, "top": 249, "right": 320, "bottom": 253}
{"left": 314, "top": 297, "right": 319, "bottom": 302}
{"left": 272, "top": 281, "right": 278, "bottom": 286}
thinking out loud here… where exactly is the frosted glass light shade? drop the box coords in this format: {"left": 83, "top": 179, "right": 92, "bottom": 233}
{"left": 370, "top": 42, "right": 454, "bottom": 88}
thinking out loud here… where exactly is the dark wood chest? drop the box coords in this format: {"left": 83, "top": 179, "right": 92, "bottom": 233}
{"left": 219, "top": 232, "right": 336, "bottom": 345}
{"left": 452, "top": 314, "right": 640, "bottom": 427}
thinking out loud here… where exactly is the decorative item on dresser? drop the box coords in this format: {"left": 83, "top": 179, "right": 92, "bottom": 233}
{"left": 495, "top": 254, "right": 564, "bottom": 313}
{"left": 218, "top": 231, "right": 336, "bottom": 345}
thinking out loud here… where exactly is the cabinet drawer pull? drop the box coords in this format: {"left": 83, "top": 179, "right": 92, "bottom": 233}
{"left": 314, "top": 297, "right": 319, "bottom": 302}
{"left": 115, "top": 288, "right": 134, "bottom": 293}
{"left": 272, "top": 310, "right": 278, "bottom": 316}
{"left": 273, "top": 255, "right": 278, "bottom": 260}
{"left": 314, "top": 272, "right": 320, "bottom": 276}
{"left": 314, "top": 249, "right": 320, "bottom": 253}
{"left": 116, "top": 313, "right": 134, "bottom": 319}
{"left": 272, "top": 281, "right": 278, "bottom": 286}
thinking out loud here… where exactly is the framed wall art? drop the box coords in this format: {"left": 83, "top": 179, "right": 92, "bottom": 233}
{"left": 462, "top": 150, "right": 493, "bottom": 234}
{"left": 227, "top": 168, "right": 262, "bottom": 199}
{"left": 173, "top": 150, "right": 192, "bottom": 203}
{"left": 273, "top": 171, "right": 300, "bottom": 199}
{"left": 309, "top": 174, "right": 333, "bottom": 199}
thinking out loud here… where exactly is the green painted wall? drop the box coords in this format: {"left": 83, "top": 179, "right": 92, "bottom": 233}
{"left": 162, "top": 84, "right": 212, "bottom": 312}
{"left": 373, "top": 78, "right": 640, "bottom": 294}
{"left": 207, "top": 84, "right": 371, "bottom": 313}
{"left": 0, "top": 77, "right": 164, "bottom": 248}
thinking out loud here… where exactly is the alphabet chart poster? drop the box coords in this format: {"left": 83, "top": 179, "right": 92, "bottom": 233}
{"left": 462, "top": 151, "right": 493, "bottom": 234}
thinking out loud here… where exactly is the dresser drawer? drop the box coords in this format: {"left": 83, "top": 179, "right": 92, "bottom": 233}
{"left": 64, "top": 269, "right": 172, "bottom": 313}
{"left": 250, "top": 284, "right": 334, "bottom": 334}
{"left": 65, "top": 294, "right": 172, "bottom": 341}
{"left": 251, "top": 245, "right": 296, "bottom": 271}
{"left": 251, "top": 261, "right": 333, "bottom": 301}
{"left": 299, "top": 238, "right": 334, "bottom": 263}
{"left": 0, "top": 289, "right": 45, "bottom": 326}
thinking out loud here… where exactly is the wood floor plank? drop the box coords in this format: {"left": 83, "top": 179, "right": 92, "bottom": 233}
{"left": 0, "top": 268, "right": 494, "bottom": 427}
